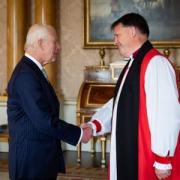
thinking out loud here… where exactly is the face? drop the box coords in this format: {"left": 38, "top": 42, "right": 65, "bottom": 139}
{"left": 41, "top": 29, "right": 60, "bottom": 65}
{"left": 113, "top": 23, "right": 134, "bottom": 58}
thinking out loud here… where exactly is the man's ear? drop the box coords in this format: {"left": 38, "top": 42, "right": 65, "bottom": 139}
{"left": 131, "top": 26, "right": 136, "bottom": 37}
{"left": 37, "top": 39, "right": 44, "bottom": 50}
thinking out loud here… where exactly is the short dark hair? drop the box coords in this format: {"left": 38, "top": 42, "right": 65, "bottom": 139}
{"left": 111, "top": 13, "right": 149, "bottom": 37}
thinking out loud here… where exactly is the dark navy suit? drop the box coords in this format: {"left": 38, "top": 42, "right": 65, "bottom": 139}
{"left": 7, "top": 56, "right": 81, "bottom": 179}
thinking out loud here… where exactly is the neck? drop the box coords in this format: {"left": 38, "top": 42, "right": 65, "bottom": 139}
{"left": 131, "top": 38, "right": 148, "bottom": 56}
{"left": 25, "top": 49, "right": 43, "bottom": 66}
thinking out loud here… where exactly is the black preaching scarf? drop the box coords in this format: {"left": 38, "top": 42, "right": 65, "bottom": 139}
{"left": 114, "top": 40, "right": 153, "bottom": 180}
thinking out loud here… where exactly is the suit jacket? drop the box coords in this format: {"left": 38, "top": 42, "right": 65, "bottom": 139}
{"left": 7, "top": 56, "right": 81, "bottom": 179}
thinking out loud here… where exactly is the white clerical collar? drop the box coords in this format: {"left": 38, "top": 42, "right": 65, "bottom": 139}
{"left": 129, "top": 54, "right": 134, "bottom": 61}
{"left": 25, "top": 53, "right": 43, "bottom": 71}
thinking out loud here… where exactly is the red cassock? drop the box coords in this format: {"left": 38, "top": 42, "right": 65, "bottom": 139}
{"left": 139, "top": 49, "right": 180, "bottom": 180}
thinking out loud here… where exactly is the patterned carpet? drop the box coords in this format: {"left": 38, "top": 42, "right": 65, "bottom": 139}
{"left": 0, "top": 155, "right": 108, "bottom": 180}
{"left": 58, "top": 167, "right": 107, "bottom": 180}
{"left": 0, "top": 163, "right": 107, "bottom": 180}
{"left": 0, "top": 159, "right": 8, "bottom": 172}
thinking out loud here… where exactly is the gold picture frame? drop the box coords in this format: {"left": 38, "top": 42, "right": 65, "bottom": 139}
{"left": 84, "top": 0, "right": 180, "bottom": 49}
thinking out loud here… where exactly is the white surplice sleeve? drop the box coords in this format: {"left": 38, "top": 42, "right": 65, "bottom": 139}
{"left": 89, "top": 98, "right": 113, "bottom": 136}
{"left": 145, "top": 55, "right": 180, "bottom": 157}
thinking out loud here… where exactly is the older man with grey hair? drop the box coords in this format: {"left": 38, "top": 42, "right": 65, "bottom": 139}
{"left": 7, "top": 24, "right": 92, "bottom": 180}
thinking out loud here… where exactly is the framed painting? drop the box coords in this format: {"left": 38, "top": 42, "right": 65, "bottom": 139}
{"left": 84, "top": 0, "right": 180, "bottom": 48}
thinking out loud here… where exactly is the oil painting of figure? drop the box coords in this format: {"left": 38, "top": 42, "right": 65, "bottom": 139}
{"left": 89, "top": 0, "right": 180, "bottom": 42}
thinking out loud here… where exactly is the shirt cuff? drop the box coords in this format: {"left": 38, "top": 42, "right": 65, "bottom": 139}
{"left": 153, "top": 153, "right": 173, "bottom": 170}
{"left": 153, "top": 161, "right": 172, "bottom": 170}
{"left": 91, "top": 119, "right": 102, "bottom": 132}
{"left": 87, "top": 122, "right": 97, "bottom": 136}
{"left": 76, "top": 127, "right": 83, "bottom": 145}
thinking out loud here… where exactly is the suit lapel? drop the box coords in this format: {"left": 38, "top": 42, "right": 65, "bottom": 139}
{"left": 22, "top": 56, "right": 60, "bottom": 114}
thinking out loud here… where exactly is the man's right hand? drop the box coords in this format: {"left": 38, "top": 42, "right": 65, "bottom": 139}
{"left": 155, "top": 168, "right": 171, "bottom": 179}
{"left": 81, "top": 123, "right": 93, "bottom": 143}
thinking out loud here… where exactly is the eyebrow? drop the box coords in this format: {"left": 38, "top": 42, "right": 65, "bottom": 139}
{"left": 114, "top": 33, "right": 121, "bottom": 36}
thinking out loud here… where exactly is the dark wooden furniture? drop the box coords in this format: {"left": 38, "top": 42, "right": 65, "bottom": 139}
{"left": 76, "top": 81, "right": 115, "bottom": 167}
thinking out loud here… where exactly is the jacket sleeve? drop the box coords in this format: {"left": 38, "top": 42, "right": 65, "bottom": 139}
{"left": 14, "top": 72, "right": 81, "bottom": 146}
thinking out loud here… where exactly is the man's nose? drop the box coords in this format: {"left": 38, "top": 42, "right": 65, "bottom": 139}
{"left": 56, "top": 42, "right": 61, "bottom": 51}
{"left": 114, "top": 37, "right": 118, "bottom": 45}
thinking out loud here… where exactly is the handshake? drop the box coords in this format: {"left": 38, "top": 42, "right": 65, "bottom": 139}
{"left": 80, "top": 123, "right": 93, "bottom": 143}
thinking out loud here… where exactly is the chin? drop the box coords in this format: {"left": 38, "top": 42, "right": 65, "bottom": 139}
{"left": 118, "top": 50, "right": 124, "bottom": 57}
{"left": 51, "top": 58, "right": 56, "bottom": 62}
{"left": 119, "top": 50, "right": 128, "bottom": 58}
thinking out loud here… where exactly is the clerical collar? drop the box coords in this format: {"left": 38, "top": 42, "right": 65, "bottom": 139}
{"left": 25, "top": 53, "right": 43, "bottom": 71}
{"left": 133, "top": 49, "right": 139, "bottom": 59}
{"left": 129, "top": 49, "right": 139, "bottom": 61}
